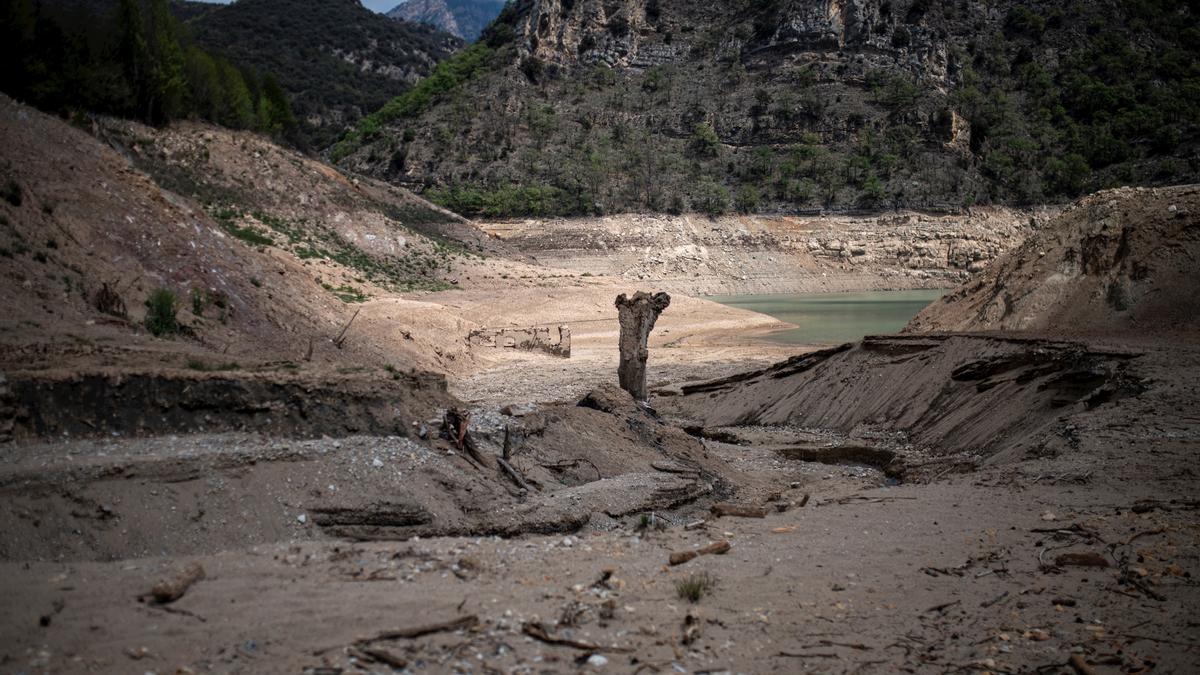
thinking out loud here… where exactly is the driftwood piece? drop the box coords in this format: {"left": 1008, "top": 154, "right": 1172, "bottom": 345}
{"left": 710, "top": 502, "right": 767, "bottom": 518}
{"left": 497, "top": 456, "right": 534, "bottom": 492}
{"left": 615, "top": 291, "right": 671, "bottom": 401}
{"left": 356, "top": 615, "right": 477, "bottom": 644}
{"left": 521, "top": 622, "right": 633, "bottom": 653}
{"left": 668, "top": 540, "right": 731, "bottom": 566}
{"left": 150, "top": 562, "right": 205, "bottom": 604}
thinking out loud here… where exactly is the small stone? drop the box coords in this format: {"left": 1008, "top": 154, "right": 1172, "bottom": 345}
{"left": 586, "top": 654, "right": 608, "bottom": 668}
{"left": 297, "top": 514, "right": 307, "bottom": 524}
{"left": 1025, "top": 628, "right": 1051, "bottom": 641}
{"left": 372, "top": 458, "right": 384, "bottom": 468}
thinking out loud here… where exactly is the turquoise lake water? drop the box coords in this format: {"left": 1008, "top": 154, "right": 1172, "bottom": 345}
{"left": 708, "top": 290, "right": 945, "bottom": 345}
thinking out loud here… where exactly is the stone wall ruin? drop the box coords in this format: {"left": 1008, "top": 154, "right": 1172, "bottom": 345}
{"left": 467, "top": 325, "right": 571, "bottom": 357}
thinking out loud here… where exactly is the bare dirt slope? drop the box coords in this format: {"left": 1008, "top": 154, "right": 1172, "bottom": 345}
{"left": 907, "top": 185, "right": 1200, "bottom": 338}
{"left": 0, "top": 93, "right": 486, "bottom": 375}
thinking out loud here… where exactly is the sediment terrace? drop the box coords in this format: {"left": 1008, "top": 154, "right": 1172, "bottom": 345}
{"left": 480, "top": 209, "right": 1050, "bottom": 295}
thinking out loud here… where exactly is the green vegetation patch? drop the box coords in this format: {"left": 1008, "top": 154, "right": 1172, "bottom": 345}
{"left": 331, "top": 44, "right": 495, "bottom": 161}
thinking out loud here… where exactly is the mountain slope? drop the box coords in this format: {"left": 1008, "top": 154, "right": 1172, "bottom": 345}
{"left": 337, "top": 0, "right": 1200, "bottom": 217}
{"left": 387, "top": 0, "right": 506, "bottom": 41}
{"left": 178, "top": 0, "right": 463, "bottom": 149}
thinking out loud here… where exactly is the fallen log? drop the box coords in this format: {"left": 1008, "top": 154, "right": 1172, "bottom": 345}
{"left": 668, "top": 540, "right": 731, "bottom": 566}
{"left": 149, "top": 562, "right": 205, "bottom": 604}
{"left": 710, "top": 503, "right": 767, "bottom": 518}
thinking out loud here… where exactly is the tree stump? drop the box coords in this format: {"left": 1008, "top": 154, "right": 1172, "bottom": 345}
{"left": 615, "top": 291, "right": 671, "bottom": 401}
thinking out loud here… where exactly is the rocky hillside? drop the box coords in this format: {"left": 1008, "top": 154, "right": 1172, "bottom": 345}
{"left": 480, "top": 207, "right": 1045, "bottom": 295}
{"left": 178, "top": 0, "right": 463, "bottom": 149}
{"left": 906, "top": 184, "right": 1200, "bottom": 337}
{"left": 336, "top": 0, "right": 1200, "bottom": 217}
{"left": 387, "top": 0, "right": 506, "bottom": 41}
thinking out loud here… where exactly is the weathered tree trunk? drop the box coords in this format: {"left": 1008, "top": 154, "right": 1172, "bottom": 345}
{"left": 615, "top": 291, "right": 671, "bottom": 401}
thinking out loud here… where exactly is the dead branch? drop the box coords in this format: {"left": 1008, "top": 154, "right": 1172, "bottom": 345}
{"left": 497, "top": 456, "right": 533, "bottom": 492}
{"left": 539, "top": 458, "right": 602, "bottom": 481}
{"left": 355, "top": 615, "right": 477, "bottom": 645}
{"left": 333, "top": 308, "right": 361, "bottom": 349}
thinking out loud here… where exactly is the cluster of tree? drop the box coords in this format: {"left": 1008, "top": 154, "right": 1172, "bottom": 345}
{"left": 954, "top": 1, "right": 1200, "bottom": 203}
{"left": 0, "top": 0, "right": 294, "bottom": 137}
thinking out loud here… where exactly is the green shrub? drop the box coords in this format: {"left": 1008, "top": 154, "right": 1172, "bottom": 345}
{"left": 690, "top": 122, "right": 721, "bottom": 158}
{"left": 693, "top": 178, "right": 731, "bottom": 216}
{"left": 675, "top": 573, "right": 716, "bottom": 603}
{"left": 735, "top": 185, "right": 761, "bottom": 213}
{"left": 144, "top": 288, "right": 180, "bottom": 336}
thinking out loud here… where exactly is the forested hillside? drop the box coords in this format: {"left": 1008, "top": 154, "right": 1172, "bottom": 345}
{"left": 336, "top": 0, "right": 1200, "bottom": 218}
{"left": 0, "top": 0, "right": 294, "bottom": 136}
{"left": 180, "top": 0, "right": 463, "bottom": 150}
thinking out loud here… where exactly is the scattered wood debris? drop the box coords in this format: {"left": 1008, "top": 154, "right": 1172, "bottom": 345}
{"left": 521, "top": 622, "right": 633, "bottom": 653}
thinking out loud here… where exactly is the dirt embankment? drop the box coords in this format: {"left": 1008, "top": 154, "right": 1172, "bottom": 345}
{"left": 662, "top": 334, "right": 1147, "bottom": 477}
{"left": 481, "top": 209, "right": 1048, "bottom": 296}
{"left": 0, "top": 383, "right": 771, "bottom": 562}
{"left": 907, "top": 185, "right": 1200, "bottom": 338}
